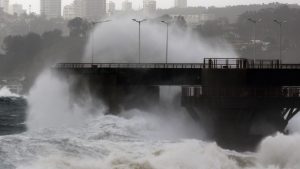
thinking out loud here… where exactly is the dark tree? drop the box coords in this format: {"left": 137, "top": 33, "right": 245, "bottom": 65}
{"left": 67, "top": 17, "right": 90, "bottom": 37}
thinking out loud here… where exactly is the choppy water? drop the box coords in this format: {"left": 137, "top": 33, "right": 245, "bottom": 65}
{"left": 1, "top": 73, "right": 300, "bottom": 169}
{"left": 0, "top": 97, "right": 26, "bottom": 135}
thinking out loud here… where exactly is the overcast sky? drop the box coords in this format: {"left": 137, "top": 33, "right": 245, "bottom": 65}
{"left": 10, "top": 0, "right": 300, "bottom": 14}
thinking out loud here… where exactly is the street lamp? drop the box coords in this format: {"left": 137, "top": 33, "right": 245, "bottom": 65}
{"left": 248, "top": 18, "right": 262, "bottom": 59}
{"left": 274, "top": 19, "right": 287, "bottom": 62}
{"left": 132, "top": 19, "right": 147, "bottom": 63}
{"left": 90, "top": 20, "right": 111, "bottom": 65}
{"left": 25, "top": 19, "right": 31, "bottom": 33}
{"left": 161, "top": 21, "right": 170, "bottom": 63}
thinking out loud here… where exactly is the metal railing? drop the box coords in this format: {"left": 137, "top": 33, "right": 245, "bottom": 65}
{"left": 54, "top": 58, "right": 300, "bottom": 69}
{"left": 55, "top": 63, "right": 204, "bottom": 69}
{"left": 182, "top": 86, "right": 300, "bottom": 98}
{"left": 55, "top": 62, "right": 300, "bottom": 69}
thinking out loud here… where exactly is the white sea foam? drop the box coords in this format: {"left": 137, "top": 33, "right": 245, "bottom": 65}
{"left": 0, "top": 86, "right": 20, "bottom": 97}
{"left": 3, "top": 111, "right": 300, "bottom": 169}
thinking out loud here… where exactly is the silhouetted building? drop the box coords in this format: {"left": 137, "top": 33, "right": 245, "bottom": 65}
{"left": 40, "top": 0, "right": 61, "bottom": 18}
{"left": 11, "top": 4, "right": 26, "bottom": 16}
{"left": 85, "top": 0, "right": 106, "bottom": 21}
{"left": 0, "top": 0, "right": 9, "bottom": 13}
{"left": 175, "top": 0, "right": 187, "bottom": 8}
{"left": 70, "top": 0, "right": 106, "bottom": 21}
{"left": 171, "top": 14, "right": 216, "bottom": 26}
{"left": 63, "top": 4, "right": 75, "bottom": 20}
{"left": 143, "top": 0, "right": 156, "bottom": 16}
{"left": 122, "top": 0, "right": 132, "bottom": 11}
{"left": 108, "top": 1, "right": 115, "bottom": 15}
{"left": 73, "top": 0, "right": 85, "bottom": 18}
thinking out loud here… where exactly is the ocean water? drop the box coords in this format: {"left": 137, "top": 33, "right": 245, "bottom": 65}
{"left": 1, "top": 73, "right": 300, "bottom": 169}
{"left": 0, "top": 87, "right": 26, "bottom": 136}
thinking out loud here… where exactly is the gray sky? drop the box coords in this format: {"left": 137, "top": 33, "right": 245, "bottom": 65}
{"left": 10, "top": 0, "right": 300, "bottom": 14}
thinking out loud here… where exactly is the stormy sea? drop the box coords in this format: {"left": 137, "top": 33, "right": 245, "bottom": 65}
{"left": 0, "top": 71, "right": 300, "bottom": 169}
{"left": 1, "top": 16, "right": 300, "bottom": 169}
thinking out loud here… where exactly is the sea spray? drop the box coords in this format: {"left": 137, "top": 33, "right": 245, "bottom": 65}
{"left": 0, "top": 86, "right": 20, "bottom": 98}
{"left": 26, "top": 70, "right": 204, "bottom": 140}
{"left": 25, "top": 70, "right": 105, "bottom": 131}
{"left": 84, "top": 16, "right": 237, "bottom": 63}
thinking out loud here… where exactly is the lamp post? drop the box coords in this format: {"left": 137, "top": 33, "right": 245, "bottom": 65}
{"left": 248, "top": 18, "right": 262, "bottom": 59}
{"left": 274, "top": 19, "right": 287, "bottom": 62}
{"left": 25, "top": 19, "right": 31, "bottom": 33}
{"left": 132, "top": 19, "right": 147, "bottom": 63}
{"left": 161, "top": 21, "right": 170, "bottom": 63}
{"left": 90, "top": 20, "right": 111, "bottom": 65}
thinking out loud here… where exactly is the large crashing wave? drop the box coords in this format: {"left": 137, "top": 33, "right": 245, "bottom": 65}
{"left": 2, "top": 112, "right": 300, "bottom": 169}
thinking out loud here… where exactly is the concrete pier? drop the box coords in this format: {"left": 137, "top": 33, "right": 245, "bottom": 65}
{"left": 55, "top": 58, "right": 300, "bottom": 150}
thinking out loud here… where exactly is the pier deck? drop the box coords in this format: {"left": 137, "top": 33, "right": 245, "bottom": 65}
{"left": 55, "top": 58, "right": 300, "bottom": 151}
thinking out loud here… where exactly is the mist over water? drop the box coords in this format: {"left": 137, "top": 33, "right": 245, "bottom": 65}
{"left": 84, "top": 16, "right": 237, "bottom": 63}
{"left": 25, "top": 71, "right": 105, "bottom": 131}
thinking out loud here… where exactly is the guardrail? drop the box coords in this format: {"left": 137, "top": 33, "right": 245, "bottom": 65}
{"left": 55, "top": 63, "right": 204, "bottom": 69}
{"left": 182, "top": 86, "right": 300, "bottom": 98}
{"left": 54, "top": 62, "right": 300, "bottom": 69}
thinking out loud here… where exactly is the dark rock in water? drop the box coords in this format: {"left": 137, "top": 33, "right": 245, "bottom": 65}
{"left": 0, "top": 97, "right": 27, "bottom": 135}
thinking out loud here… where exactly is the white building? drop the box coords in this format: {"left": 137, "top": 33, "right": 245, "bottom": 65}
{"left": 73, "top": 0, "right": 85, "bottom": 18}
{"left": 174, "top": 0, "right": 187, "bottom": 8}
{"left": 108, "top": 1, "right": 115, "bottom": 15}
{"left": 171, "top": 14, "right": 216, "bottom": 26}
{"left": 143, "top": 0, "right": 156, "bottom": 16}
{"left": 63, "top": 4, "right": 75, "bottom": 20}
{"left": 11, "top": 4, "right": 26, "bottom": 16}
{"left": 200, "top": 13, "right": 216, "bottom": 24}
{"left": 40, "top": 0, "right": 61, "bottom": 18}
{"left": 0, "top": 0, "right": 9, "bottom": 13}
{"left": 122, "top": 0, "right": 132, "bottom": 11}
{"left": 70, "top": 0, "right": 106, "bottom": 21}
{"left": 85, "top": 0, "right": 106, "bottom": 21}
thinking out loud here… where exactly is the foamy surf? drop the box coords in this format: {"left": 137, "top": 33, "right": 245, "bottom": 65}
{"left": 0, "top": 86, "right": 20, "bottom": 98}
{"left": 0, "top": 114, "right": 249, "bottom": 169}
{"left": 2, "top": 111, "right": 300, "bottom": 169}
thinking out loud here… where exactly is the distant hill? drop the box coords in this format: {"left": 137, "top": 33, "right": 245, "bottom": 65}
{"left": 157, "top": 3, "right": 300, "bottom": 23}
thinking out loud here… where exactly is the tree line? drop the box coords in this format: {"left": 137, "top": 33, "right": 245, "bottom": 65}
{"left": 194, "top": 5, "right": 300, "bottom": 62}
{"left": 0, "top": 17, "right": 91, "bottom": 92}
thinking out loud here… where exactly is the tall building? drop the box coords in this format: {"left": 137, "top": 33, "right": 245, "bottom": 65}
{"left": 63, "top": 4, "right": 75, "bottom": 20}
{"left": 64, "top": 0, "right": 107, "bottom": 20}
{"left": 0, "top": 0, "right": 9, "bottom": 13}
{"left": 143, "top": 0, "right": 156, "bottom": 15}
{"left": 122, "top": 0, "right": 132, "bottom": 11}
{"left": 11, "top": 4, "right": 26, "bottom": 16}
{"left": 85, "top": 0, "right": 106, "bottom": 21}
{"left": 108, "top": 1, "right": 115, "bottom": 15}
{"left": 73, "top": 0, "right": 85, "bottom": 18}
{"left": 175, "top": 0, "right": 187, "bottom": 8}
{"left": 40, "top": 0, "right": 61, "bottom": 18}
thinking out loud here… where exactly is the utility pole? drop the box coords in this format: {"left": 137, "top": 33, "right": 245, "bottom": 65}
{"left": 248, "top": 18, "right": 262, "bottom": 59}
{"left": 132, "top": 19, "right": 147, "bottom": 63}
{"left": 161, "top": 21, "right": 170, "bottom": 63}
{"left": 274, "top": 19, "right": 287, "bottom": 62}
{"left": 90, "top": 20, "right": 111, "bottom": 65}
